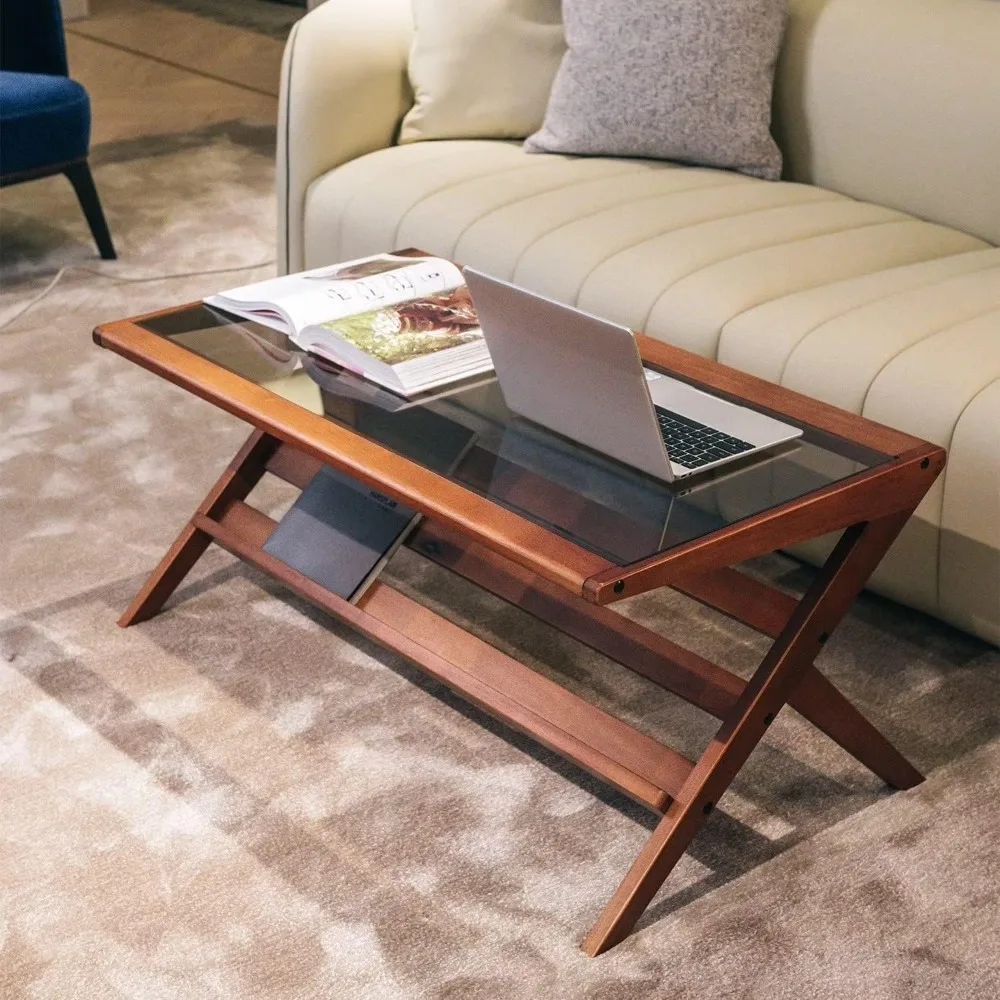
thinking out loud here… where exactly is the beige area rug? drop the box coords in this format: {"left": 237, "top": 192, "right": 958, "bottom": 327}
{"left": 1, "top": 130, "right": 999, "bottom": 999}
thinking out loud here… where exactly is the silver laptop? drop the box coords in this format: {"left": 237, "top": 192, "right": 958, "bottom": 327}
{"left": 463, "top": 267, "right": 803, "bottom": 483}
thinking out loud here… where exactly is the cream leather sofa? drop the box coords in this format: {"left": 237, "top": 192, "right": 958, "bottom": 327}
{"left": 277, "top": 0, "right": 1000, "bottom": 645}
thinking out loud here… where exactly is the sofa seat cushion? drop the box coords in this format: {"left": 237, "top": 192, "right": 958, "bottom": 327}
{"left": 305, "top": 140, "right": 987, "bottom": 362}
{"left": 720, "top": 248, "right": 1000, "bottom": 641}
{"left": 0, "top": 70, "right": 90, "bottom": 177}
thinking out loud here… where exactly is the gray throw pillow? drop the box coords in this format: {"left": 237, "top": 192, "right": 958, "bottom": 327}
{"left": 524, "top": 0, "right": 788, "bottom": 180}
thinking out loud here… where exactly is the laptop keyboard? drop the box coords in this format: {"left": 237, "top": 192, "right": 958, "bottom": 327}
{"left": 655, "top": 407, "right": 754, "bottom": 469}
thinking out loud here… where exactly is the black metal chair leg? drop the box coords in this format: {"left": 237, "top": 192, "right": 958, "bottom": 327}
{"left": 64, "top": 160, "right": 116, "bottom": 260}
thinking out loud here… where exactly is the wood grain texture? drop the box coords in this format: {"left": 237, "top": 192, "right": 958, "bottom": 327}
{"left": 410, "top": 521, "right": 744, "bottom": 720}
{"left": 672, "top": 566, "right": 797, "bottom": 637}
{"left": 118, "top": 429, "right": 277, "bottom": 626}
{"left": 265, "top": 441, "right": 321, "bottom": 488}
{"left": 192, "top": 499, "right": 694, "bottom": 813}
{"left": 95, "top": 319, "right": 610, "bottom": 596}
{"left": 582, "top": 510, "right": 916, "bottom": 955}
{"left": 411, "top": 521, "right": 923, "bottom": 790}
{"left": 584, "top": 445, "right": 945, "bottom": 604}
{"left": 790, "top": 668, "right": 923, "bottom": 791}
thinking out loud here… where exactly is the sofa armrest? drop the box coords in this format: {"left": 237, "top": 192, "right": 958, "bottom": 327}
{"left": 278, "top": 0, "right": 414, "bottom": 273}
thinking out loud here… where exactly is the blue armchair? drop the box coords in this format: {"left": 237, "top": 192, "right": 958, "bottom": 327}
{"left": 1, "top": 0, "right": 116, "bottom": 258}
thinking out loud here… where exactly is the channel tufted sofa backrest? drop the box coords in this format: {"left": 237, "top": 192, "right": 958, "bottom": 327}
{"left": 773, "top": 0, "right": 1000, "bottom": 245}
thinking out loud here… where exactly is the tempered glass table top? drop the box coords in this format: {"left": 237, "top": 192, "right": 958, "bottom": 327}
{"left": 138, "top": 304, "right": 893, "bottom": 567}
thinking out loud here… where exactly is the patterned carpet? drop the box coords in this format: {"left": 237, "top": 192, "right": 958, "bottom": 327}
{"left": 1, "top": 128, "right": 998, "bottom": 999}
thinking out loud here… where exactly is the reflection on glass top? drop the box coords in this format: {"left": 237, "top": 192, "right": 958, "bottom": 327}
{"left": 140, "top": 305, "right": 891, "bottom": 567}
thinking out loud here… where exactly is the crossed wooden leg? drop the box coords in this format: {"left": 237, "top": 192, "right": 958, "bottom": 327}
{"left": 119, "top": 429, "right": 278, "bottom": 627}
{"left": 671, "top": 567, "right": 924, "bottom": 792}
{"left": 581, "top": 510, "right": 916, "bottom": 955}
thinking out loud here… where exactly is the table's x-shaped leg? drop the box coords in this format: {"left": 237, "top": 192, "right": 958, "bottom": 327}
{"left": 117, "top": 428, "right": 926, "bottom": 957}
{"left": 581, "top": 509, "right": 916, "bottom": 955}
{"left": 119, "top": 429, "right": 279, "bottom": 627}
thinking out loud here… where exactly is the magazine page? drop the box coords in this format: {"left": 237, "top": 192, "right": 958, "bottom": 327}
{"left": 302, "top": 285, "right": 483, "bottom": 371}
{"left": 205, "top": 253, "right": 465, "bottom": 335}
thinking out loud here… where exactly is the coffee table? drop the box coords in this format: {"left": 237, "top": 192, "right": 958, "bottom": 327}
{"left": 94, "top": 287, "right": 944, "bottom": 955}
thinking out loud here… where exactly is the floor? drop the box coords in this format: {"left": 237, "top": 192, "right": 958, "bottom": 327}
{"left": 65, "top": 0, "right": 291, "bottom": 147}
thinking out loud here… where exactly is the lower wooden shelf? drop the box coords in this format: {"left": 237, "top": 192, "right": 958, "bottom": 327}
{"left": 192, "top": 499, "right": 694, "bottom": 814}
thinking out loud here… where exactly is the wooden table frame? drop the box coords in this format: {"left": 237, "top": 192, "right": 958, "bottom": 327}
{"left": 95, "top": 310, "right": 945, "bottom": 956}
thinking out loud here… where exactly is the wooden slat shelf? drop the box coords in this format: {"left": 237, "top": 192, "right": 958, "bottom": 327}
{"left": 404, "top": 520, "right": 924, "bottom": 797}
{"left": 260, "top": 451, "right": 927, "bottom": 798}
{"left": 671, "top": 567, "right": 797, "bottom": 638}
{"left": 192, "top": 499, "right": 694, "bottom": 814}
{"left": 409, "top": 521, "right": 744, "bottom": 720}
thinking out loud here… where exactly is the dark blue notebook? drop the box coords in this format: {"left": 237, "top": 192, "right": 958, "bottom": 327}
{"left": 262, "top": 465, "right": 420, "bottom": 603}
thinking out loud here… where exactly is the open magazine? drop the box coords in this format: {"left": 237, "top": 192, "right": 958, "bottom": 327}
{"left": 204, "top": 253, "right": 492, "bottom": 397}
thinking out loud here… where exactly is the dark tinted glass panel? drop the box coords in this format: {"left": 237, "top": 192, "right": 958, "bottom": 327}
{"left": 140, "top": 305, "right": 891, "bottom": 565}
